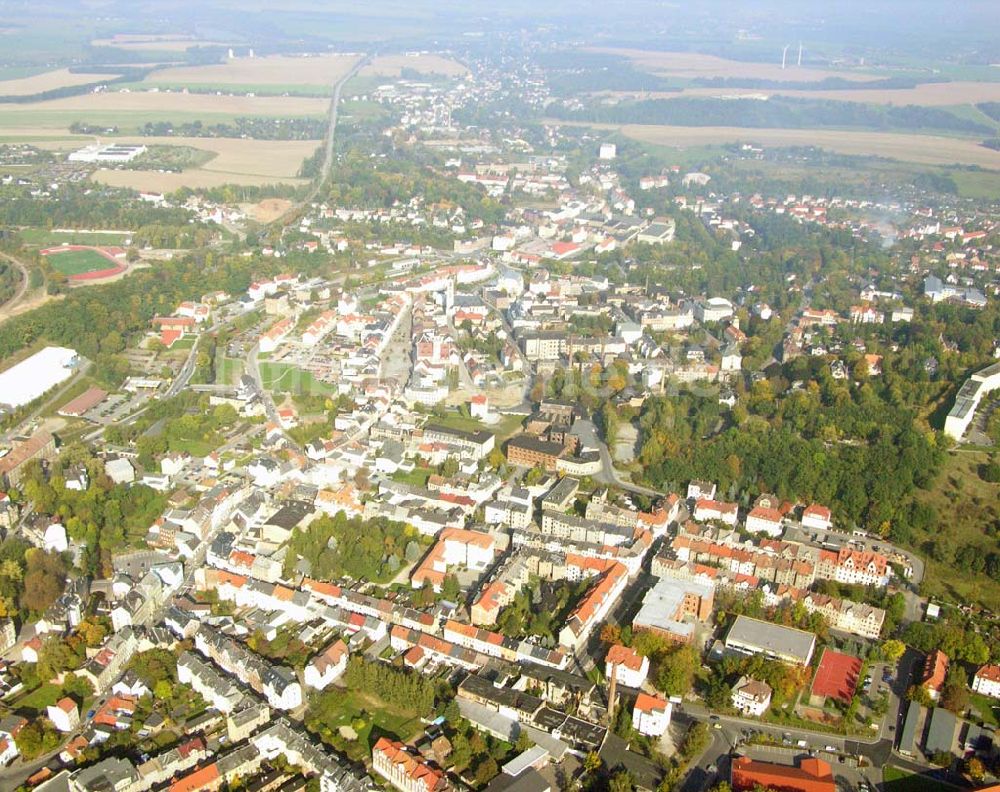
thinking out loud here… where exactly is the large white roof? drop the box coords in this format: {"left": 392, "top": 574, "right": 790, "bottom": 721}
{"left": 0, "top": 346, "right": 78, "bottom": 409}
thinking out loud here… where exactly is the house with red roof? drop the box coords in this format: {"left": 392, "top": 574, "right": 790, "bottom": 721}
{"left": 632, "top": 692, "right": 671, "bottom": 737}
{"left": 746, "top": 505, "right": 785, "bottom": 537}
{"left": 922, "top": 650, "right": 949, "bottom": 700}
{"left": 372, "top": 737, "right": 449, "bottom": 792}
{"left": 801, "top": 503, "right": 832, "bottom": 531}
{"left": 972, "top": 665, "right": 1000, "bottom": 699}
{"left": 731, "top": 756, "right": 835, "bottom": 792}
{"left": 606, "top": 644, "right": 649, "bottom": 689}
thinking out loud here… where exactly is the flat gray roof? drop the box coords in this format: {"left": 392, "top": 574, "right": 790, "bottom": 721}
{"left": 725, "top": 615, "right": 816, "bottom": 664}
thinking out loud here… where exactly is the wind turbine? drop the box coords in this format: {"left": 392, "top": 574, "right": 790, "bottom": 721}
{"left": 797, "top": 42, "right": 803, "bottom": 67}
{"left": 781, "top": 44, "right": 790, "bottom": 69}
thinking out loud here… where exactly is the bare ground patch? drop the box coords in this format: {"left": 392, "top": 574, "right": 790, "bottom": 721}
{"left": 242, "top": 198, "right": 295, "bottom": 223}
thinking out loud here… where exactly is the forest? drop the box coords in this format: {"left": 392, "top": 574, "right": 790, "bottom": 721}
{"left": 548, "top": 96, "right": 994, "bottom": 136}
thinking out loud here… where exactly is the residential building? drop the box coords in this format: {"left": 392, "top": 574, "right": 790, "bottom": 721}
{"left": 922, "top": 650, "right": 949, "bottom": 701}
{"left": 972, "top": 665, "right": 1000, "bottom": 699}
{"left": 605, "top": 645, "right": 648, "bottom": 689}
{"left": 372, "top": 737, "right": 449, "bottom": 792}
{"left": 731, "top": 676, "right": 771, "bottom": 717}
{"left": 631, "top": 693, "right": 671, "bottom": 737}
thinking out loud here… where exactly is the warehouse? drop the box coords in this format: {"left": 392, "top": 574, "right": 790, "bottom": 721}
{"left": 0, "top": 346, "right": 79, "bottom": 410}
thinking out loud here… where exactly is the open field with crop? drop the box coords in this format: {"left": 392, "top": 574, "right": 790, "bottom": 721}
{"left": 87, "top": 135, "right": 318, "bottom": 191}
{"left": 358, "top": 53, "right": 467, "bottom": 78}
{"left": 0, "top": 90, "right": 329, "bottom": 117}
{"left": 611, "top": 123, "right": 1000, "bottom": 169}
{"left": 144, "top": 53, "right": 361, "bottom": 87}
{"left": 588, "top": 48, "right": 882, "bottom": 83}
{"left": 0, "top": 68, "right": 120, "bottom": 96}
{"left": 678, "top": 81, "right": 1000, "bottom": 106}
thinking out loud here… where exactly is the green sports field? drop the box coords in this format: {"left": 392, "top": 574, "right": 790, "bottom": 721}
{"left": 45, "top": 248, "right": 115, "bottom": 275}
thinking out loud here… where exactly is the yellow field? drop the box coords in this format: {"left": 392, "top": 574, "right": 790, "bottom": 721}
{"left": 145, "top": 53, "right": 362, "bottom": 87}
{"left": 0, "top": 68, "right": 120, "bottom": 97}
{"left": 87, "top": 136, "right": 318, "bottom": 191}
{"left": 679, "top": 81, "right": 1000, "bottom": 106}
{"left": 359, "top": 54, "right": 468, "bottom": 78}
{"left": 588, "top": 48, "right": 881, "bottom": 83}
{"left": 0, "top": 90, "right": 328, "bottom": 117}
{"left": 617, "top": 124, "right": 1000, "bottom": 169}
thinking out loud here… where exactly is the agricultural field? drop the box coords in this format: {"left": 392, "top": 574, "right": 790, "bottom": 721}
{"left": 0, "top": 90, "right": 329, "bottom": 118}
{"left": 91, "top": 34, "right": 229, "bottom": 52}
{"left": 358, "top": 53, "right": 467, "bottom": 78}
{"left": 143, "top": 53, "right": 361, "bottom": 88}
{"left": 0, "top": 68, "right": 119, "bottom": 97}
{"left": 88, "top": 136, "right": 319, "bottom": 191}
{"left": 616, "top": 123, "right": 1000, "bottom": 170}
{"left": 588, "top": 48, "right": 882, "bottom": 83}
{"left": 678, "top": 81, "right": 1000, "bottom": 107}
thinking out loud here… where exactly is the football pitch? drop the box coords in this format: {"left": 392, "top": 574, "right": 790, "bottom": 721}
{"left": 45, "top": 247, "right": 116, "bottom": 276}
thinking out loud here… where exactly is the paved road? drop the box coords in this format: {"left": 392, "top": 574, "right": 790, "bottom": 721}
{"left": 268, "top": 54, "right": 370, "bottom": 230}
{"left": 571, "top": 418, "right": 666, "bottom": 499}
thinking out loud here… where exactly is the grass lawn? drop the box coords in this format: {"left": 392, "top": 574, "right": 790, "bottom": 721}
{"left": 951, "top": 169, "right": 1000, "bottom": 200}
{"left": 168, "top": 437, "right": 217, "bottom": 457}
{"left": 170, "top": 336, "right": 196, "bottom": 350}
{"left": 258, "top": 362, "right": 335, "bottom": 396}
{"left": 216, "top": 357, "right": 244, "bottom": 385}
{"left": 392, "top": 466, "right": 434, "bottom": 488}
{"left": 969, "top": 691, "right": 1000, "bottom": 727}
{"left": 912, "top": 449, "right": 1000, "bottom": 611}
{"left": 44, "top": 247, "right": 115, "bottom": 276}
{"left": 308, "top": 688, "right": 425, "bottom": 763}
{"left": 426, "top": 410, "right": 524, "bottom": 440}
{"left": 883, "top": 766, "right": 958, "bottom": 792}
{"left": 21, "top": 229, "right": 130, "bottom": 247}
{"left": 14, "top": 682, "right": 63, "bottom": 713}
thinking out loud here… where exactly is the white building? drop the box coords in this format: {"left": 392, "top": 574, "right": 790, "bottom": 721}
{"left": 0, "top": 346, "right": 78, "bottom": 410}
{"left": 693, "top": 499, "right": 738, "bottom": 526}
{"left": 304, "top": 640, "right": 348, "bottom": 690}
{"left": 730, "top": 676, "right": 772, "bottom": 717}
{"left": 632, "top": 692, "right": 671, "bottom": 737}
{"left": 47, "top": 698, "right": 79, "bottom": 732}
{"left": 599, "top": 143, "right": 617, "bottom": 160}
{"left": 801, "top": 503, "right": 832, "bottom": 531}
{"left": 972, "top": 665, "right": 1000, "bottom": 699}
{"left": 605, "top": 644, "right": 648, "bottom": 689}
{"left": 745, "top": 506, "right": 784, "bottom": 537}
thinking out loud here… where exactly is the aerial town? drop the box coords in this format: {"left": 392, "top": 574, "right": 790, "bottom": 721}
{"left": 0, "top": 4, "right": 999, "bottom": 792}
